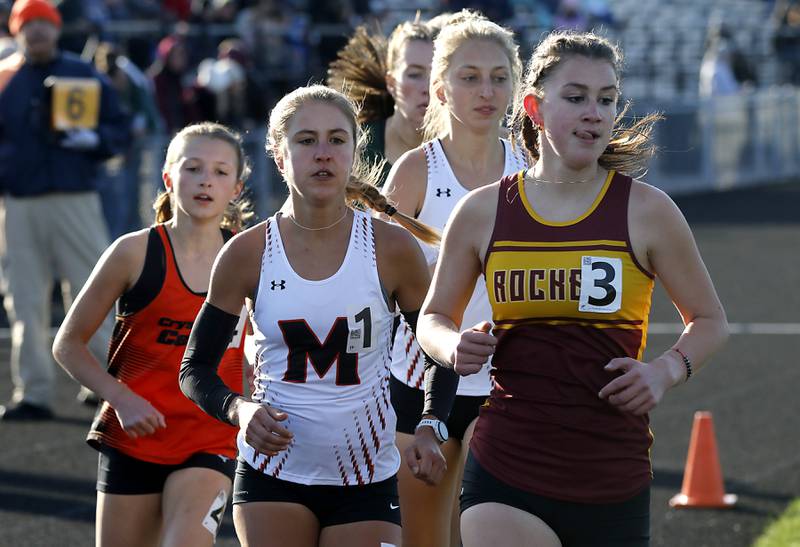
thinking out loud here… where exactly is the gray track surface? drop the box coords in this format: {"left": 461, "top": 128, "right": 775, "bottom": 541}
{"left": 1, "top": 183, "right": 798, "bottom": 546}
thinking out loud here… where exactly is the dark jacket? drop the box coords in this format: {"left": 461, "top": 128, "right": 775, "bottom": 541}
{"left": 0, "top": 51, "right": 129, "bottom": 197}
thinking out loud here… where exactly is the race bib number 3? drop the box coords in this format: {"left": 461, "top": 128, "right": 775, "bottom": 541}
{"left": 579, "top": 256, "right": 622, "bottom": 313}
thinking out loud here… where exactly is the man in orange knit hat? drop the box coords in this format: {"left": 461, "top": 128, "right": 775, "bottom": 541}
{"left": 7, "top": 0, "right": 62, "bottom": 35}
{"left": 0, "top": 0, "right": 129, "bottom": 420}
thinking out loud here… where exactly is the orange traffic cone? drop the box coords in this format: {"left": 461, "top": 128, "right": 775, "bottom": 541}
{"left": 669, "top": 411, "right": 737, "bottom": 508}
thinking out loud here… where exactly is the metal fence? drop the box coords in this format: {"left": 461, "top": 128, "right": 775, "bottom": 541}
{"left": 636, "top": 87, "right": 800, "bottom": 195}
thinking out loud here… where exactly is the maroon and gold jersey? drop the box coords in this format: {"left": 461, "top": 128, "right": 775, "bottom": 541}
{"left": 87, "top": 225, "right": 246, "bottom": 464}
{"left": 471, "top": 170, "right": 655, "bottom": 503}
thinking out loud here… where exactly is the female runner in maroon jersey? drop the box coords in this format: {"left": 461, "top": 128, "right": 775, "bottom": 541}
{"left": 414, "top": 31, "right": 729, "bottom": 547}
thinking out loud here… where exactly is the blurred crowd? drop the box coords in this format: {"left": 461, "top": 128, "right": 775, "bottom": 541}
{"left": 0, "top": 0, "right": 626, "bottom": 138}
{"left": 0, "top": 0, "right": 793, "bottom": 139}
{"left": 0, "top": 0, "right": 795, "bottom": 236}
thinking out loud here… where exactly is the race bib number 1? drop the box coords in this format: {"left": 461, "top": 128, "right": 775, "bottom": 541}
{"left": 346, "top": 304, "right": 374, "bottom": 353}
{"left": 227, "top": 306, "right": 248, "bottom": 349}
{"left": 579, "top": 256, "right": 622, "bottom": 313}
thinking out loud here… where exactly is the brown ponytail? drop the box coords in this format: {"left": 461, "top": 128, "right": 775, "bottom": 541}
{"left": 345, "top": 174, "right": 441, "bottom": 246}
{"left": 520, "top": 114, "right": 541, "bottom": 166}
{"left": 598, "top": 104, "right": 662, "bottom": 178}
{"left": 327, "top": 25, "right": 392, "bottom": 124}
{"left": 153, "top": 191, "right": 173, "bottom": 224}
{"left": 327, "top": 22, "right": 434, "bottom": 125}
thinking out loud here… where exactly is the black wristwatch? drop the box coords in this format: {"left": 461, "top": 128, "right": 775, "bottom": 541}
{"left": 416, "top": 418, "right": 449, "bottom": 443}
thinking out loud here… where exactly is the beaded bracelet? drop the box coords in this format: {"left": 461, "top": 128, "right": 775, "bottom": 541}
{"left": 673, "top": 348, "right": 693, "bottom": 382}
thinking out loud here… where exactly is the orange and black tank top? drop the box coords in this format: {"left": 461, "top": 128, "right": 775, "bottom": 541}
{"left": 87, "top": 225, "right": 246, "bottom": 464}
{"left": 471, "top": 170, "right": 655, "bottom": 503}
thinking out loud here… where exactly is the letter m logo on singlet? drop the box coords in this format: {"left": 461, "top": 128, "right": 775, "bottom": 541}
{"left": 278, "top": 318, "right": 360, "bottom": 385}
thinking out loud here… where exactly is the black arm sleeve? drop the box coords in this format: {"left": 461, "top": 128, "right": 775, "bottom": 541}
{"left": 401, "top": 309, "right": 459, "bottom": 422}
{"left": 179, "top": 302, "right": 243, "bottom": 425}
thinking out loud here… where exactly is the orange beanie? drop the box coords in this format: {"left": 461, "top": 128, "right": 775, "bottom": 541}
{"left": 9, "top": 0, "right": 63, "bottom": 36}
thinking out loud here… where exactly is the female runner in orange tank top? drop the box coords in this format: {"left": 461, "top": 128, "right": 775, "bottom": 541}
{"left": 53, "top": 122, "right": 252, "bottom": 547}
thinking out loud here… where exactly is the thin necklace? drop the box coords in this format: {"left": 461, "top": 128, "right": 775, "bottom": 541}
{"left": 287, "top": 209, "right": 349, "bottom": 231}
{"left": 524, "top": 167, "right": 600, "bottom": 185}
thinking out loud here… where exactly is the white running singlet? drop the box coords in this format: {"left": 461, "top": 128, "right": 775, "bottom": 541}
{"left": 239, "top": 210, "right": 400, "bottom": 486}
{"left": 389, "top": 139, "right": 527, "bottom": 396}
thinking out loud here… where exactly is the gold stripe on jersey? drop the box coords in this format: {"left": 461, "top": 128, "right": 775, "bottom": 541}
{"left": 493, "top": 318, "right": 644, "bottom": 330}
{"left": 493, "top": 239, "right": 627, "bottom": 249}
{"left": 484, "top": 245, "right": 654, "bottom": 360}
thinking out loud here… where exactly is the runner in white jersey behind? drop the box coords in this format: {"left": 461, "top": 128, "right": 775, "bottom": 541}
{"left": 178, "top": 85, "right": 442, "bottom": 547}
{"left": 382, "top": 15, "right": 526, "bottom": 547}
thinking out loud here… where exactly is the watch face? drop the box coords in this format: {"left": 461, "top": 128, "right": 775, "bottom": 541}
{"left": 417, "top": 418, "right": 448, "bottom": 442}
{"left": 436, "top": 421, "right": 448, "bottom": 442}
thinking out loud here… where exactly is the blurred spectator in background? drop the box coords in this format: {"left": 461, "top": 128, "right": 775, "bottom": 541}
{"left": 307, "top": 0, "right": 354, "bottom": 79}
{"left": 163, "top": 0, "right": 192, "bottom": 22}
{"left": 236, "top": 0, "right": 309, "bottom": 97}
{"left": 147, "top": 34, "right": 198, "bottom": 134}
{"left": 106, "top": 0, "right": 162, "bottom": 71}
{"left": 726, "top": 25, "right": 757, "bottom": 87}
{"left": 55, "top": 0, "right": 94, "bottom": 54}
{"left": 553, "top": 0, "right": 589, "bottom": 31}
{"left": 0, "top": 0, "right": 129, "bottom": 421}
{"left": 772, "top": 0, "right": 800, "bottom": 85}
{"left": 699, "top": 20, "right": 751, "bottom": 185}
{"left": 193, "top": 0, "right": 240, "bottom": 24}
{"left": 438, "top": 0, "right": 514, "bottom": 23}
{"left": 700, "top": 24, "right": 756, "bottom": 96}
{"left": 585, "top": 0, "right": 615, "bottom": 28}
{"left": 94, "top": 41, "right": 162, "bottom": 237}
{"left": 195, "top": 38, "right": 267, "bottom": 130}
{"left": 0, "top": 0, "right": 14, "bottom": 60}
{"left": 700, "top": 38, "right": 740, "bottom": 96}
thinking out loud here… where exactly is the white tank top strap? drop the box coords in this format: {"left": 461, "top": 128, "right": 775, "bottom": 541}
{"left": 390, "top": 138, "right": 528, "bottom": 397}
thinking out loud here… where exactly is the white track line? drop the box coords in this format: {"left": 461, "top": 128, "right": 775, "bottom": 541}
{"left": 647, "top": 323, "right": 800, "bottom": 335}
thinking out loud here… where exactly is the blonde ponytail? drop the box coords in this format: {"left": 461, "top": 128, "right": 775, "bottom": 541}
{"left": 345, "top": 174, "right": 440, "bottom": 246}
